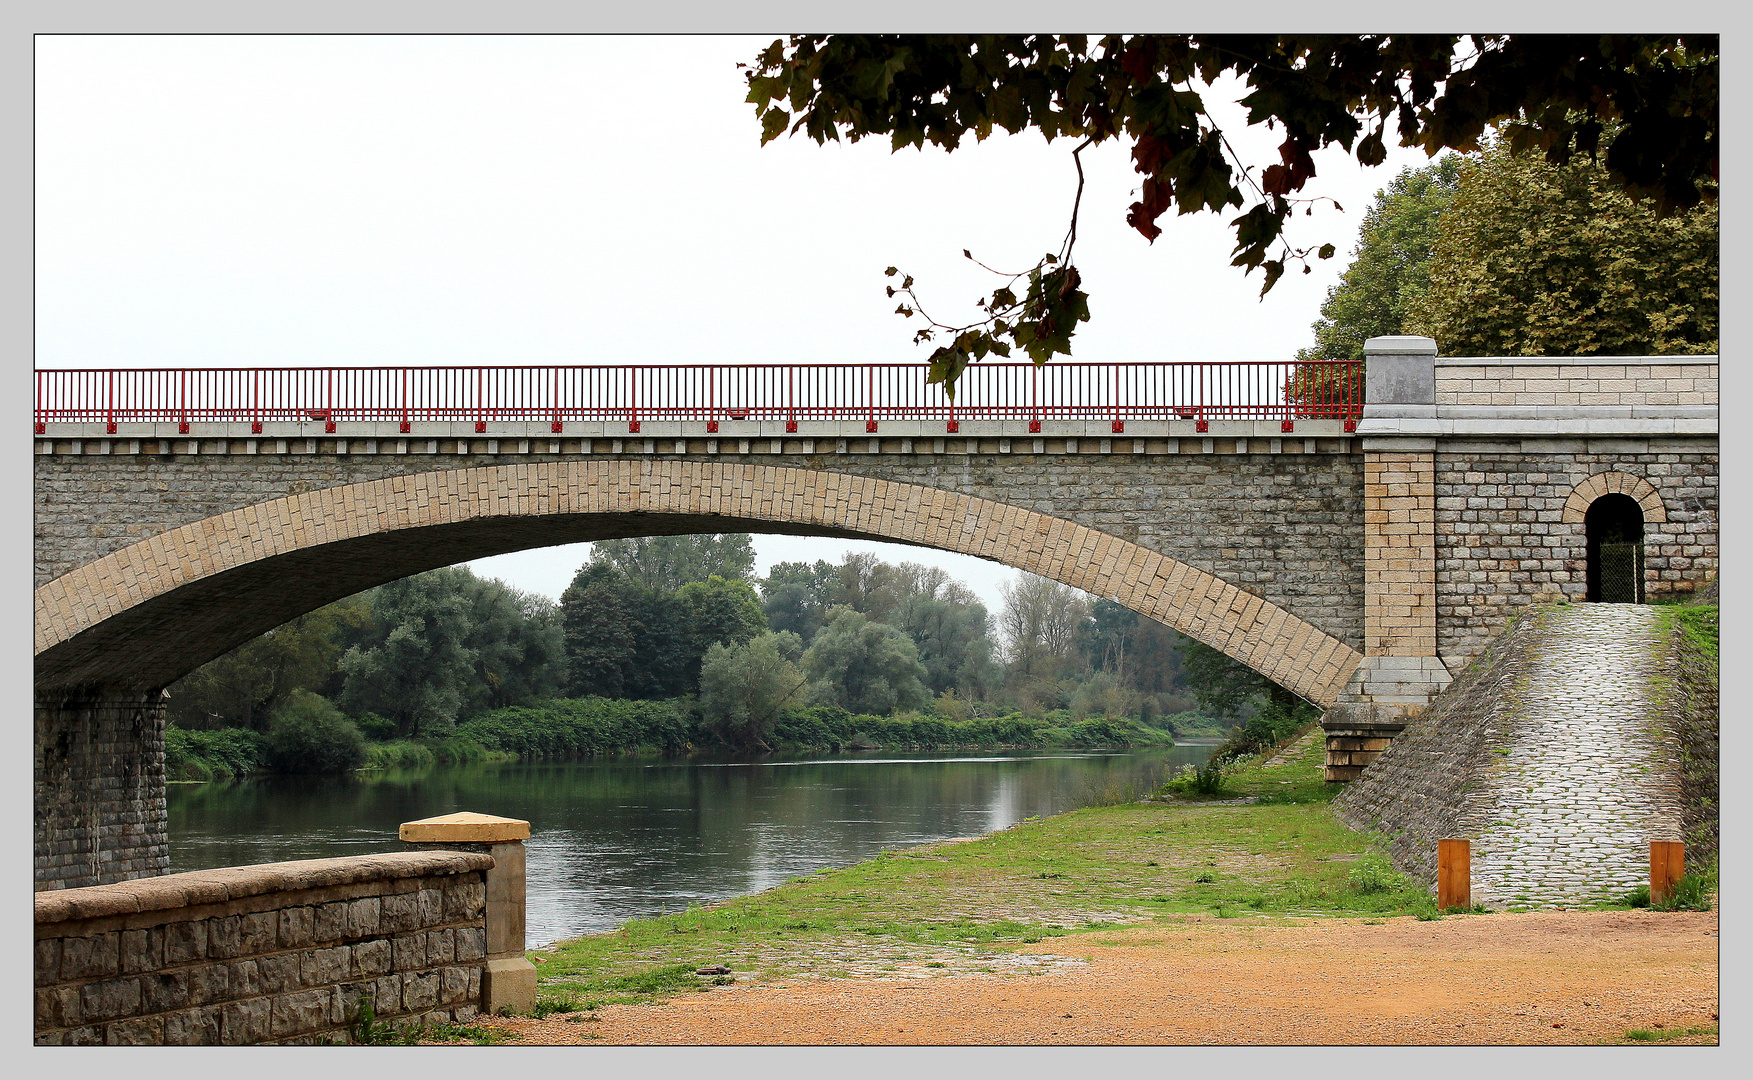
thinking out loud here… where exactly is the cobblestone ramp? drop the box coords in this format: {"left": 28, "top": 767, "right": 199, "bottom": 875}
{"left": 1462, "top": 605, "right": 1683, "bottom": 908}
{"left": 1334, "top": 603, "right": 1685, "bottom": 909}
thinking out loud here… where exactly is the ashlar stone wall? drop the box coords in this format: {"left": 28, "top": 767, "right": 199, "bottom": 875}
{"left": 35, "top": 851, "right": 491, "bottom": 1045}
{"left": 35, "top": 690, "right": 168, "bottom": 890}
{"left": 1433, "top": 442, "right": 1718, "bottom": 664}
{"left": 33, "top": 438, "right": 1370, "bottom": 654}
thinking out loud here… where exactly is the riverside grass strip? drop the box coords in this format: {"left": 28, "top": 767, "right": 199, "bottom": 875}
{"left": 525, "top": 734, "right": 1449, "bottom": 1013}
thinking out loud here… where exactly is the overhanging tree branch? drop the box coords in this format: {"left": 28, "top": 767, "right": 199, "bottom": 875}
{"left": 742, "top": 33, "right": 1717, "bottom": 392}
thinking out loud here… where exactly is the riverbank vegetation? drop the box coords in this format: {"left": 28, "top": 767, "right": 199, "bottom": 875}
{"left": 165, "top": 536, "right": 1297, "bottom": 778}
{"left": 523, "top": 734, "right": 1441, "bottom": 1014}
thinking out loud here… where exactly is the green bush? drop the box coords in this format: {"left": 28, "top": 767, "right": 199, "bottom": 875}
{"left": 455, "top": 698, "right": 695, "bottom": 757}
{"left": 164, "top": 725, "right": 266, "bottom": 780}
{"left": 263, "top": 690, "right": 367, "bottom": 774}
{"left": 1624, "top": 871, "right": 1715, "bottom": 912}
{"left": 363, "top": 740, "right": 437, "bottom": 770}
{"left": 1345, "top": 856, "right": 1408, "bottom": 895}
{"left": 353, "top": 712, "right": 399, "bottom": 741}
{"left": 1162, "top": 757, "right": 1231, "bottom": 797}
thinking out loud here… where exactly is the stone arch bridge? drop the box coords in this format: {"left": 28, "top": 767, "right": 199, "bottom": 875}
{"left": 33, "top": 338, "right": 1717, "bottom": 888}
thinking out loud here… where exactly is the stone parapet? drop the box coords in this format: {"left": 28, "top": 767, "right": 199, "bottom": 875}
{"left": 34, "top": 851, "right": 492, "bottom": 1045}
{"left": 1434, "top": 357, "right": 1718, "bottom": 409}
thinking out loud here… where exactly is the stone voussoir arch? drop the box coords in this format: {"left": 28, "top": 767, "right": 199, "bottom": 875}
{"left": 1560, "top": 470, "right": 1668, "bottom": 525}
{"left": 34, "top": 459, "right": 1363, "bottom": 706}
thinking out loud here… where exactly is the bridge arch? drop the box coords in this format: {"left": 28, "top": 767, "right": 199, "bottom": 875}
{"left": 35, "top": 459, "right": 1363, "bottom": 706}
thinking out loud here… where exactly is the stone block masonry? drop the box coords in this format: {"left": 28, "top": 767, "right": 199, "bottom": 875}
{"left": 33, "top": 441, "right": 1371, "bottom": 655}
{"left": 35, "top": 690, "right": 168, "bottom": 890}
{"left": 34, "top": 851, "right": 492, "bottom": 1045}
{"left": 1363, "top": 450, "right": 1437, "bottom": 657}
{"left": 1433, "top": 446, "right": 1718, "bottom": 664}
{"left": 1435, "top": 358, "right": 1718, "bottom": 410}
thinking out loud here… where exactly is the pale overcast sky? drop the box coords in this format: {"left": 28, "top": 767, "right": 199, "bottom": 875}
{"left": 35, "top": 34, "right": 1438, "bottom": 616}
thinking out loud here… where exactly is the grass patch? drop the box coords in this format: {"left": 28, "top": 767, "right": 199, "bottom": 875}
{"left": 1618, "top": 1025, "right": 1717, "bottom": 1043}
{"left": 1615, "top": 867, "right": 1717, "bottom": 912}
{"left": 345, "top": 995, "right": 521, "bottom": 1045}
{"left": 532, "top": 734, "right": 1446, "bottom": 998}
{"left": 1656, "top": 604, "right": 1717, "bottom": 662}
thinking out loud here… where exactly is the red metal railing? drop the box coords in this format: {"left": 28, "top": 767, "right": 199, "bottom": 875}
{"left": 34, "top": 362, "right": 1363, "bottom": 436}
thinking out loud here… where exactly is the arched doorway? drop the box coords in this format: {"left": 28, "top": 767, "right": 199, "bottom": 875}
{"left": 1585, "top": 493, "right": 1645, "bottom": 603}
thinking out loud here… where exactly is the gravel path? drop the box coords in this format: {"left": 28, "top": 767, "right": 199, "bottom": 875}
{"left": 1465, "top": 605, "right": 1685, "bottom": 909}
{"left": 468, "top": 910, "right": 1717, "bottom": 1045}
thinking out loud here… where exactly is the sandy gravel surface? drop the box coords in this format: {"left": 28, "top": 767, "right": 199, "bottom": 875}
{"left": 476, "top": 909, "right": 1718, "bottom": 1046}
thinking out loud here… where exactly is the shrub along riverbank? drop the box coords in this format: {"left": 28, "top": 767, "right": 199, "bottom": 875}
{"left": 164, "top": 697, "right": 1211, "bottom": 781}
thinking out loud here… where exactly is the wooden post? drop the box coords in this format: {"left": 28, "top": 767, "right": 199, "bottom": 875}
{"left": 1437, "top": 838, "right": 1470, "bottom": 910}
{"left": 401, "top": 812, "right": 538, "bottom": 1016}
{"left": 1650, "top": 841, "right": 1686, "bottom": 906}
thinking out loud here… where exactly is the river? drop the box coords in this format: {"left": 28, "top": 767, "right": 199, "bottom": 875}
{"left": 167, "top": 744, "right": 1218, "bottom": 947}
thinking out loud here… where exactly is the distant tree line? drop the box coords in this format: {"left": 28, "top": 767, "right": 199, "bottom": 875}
{"left": 168, "top": 533, "right": 1311, "bottom": 761}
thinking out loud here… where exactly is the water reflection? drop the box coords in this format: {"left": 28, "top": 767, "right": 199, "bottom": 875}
{"left": 168, "top": 746, "right": 1214, "bottom": 947}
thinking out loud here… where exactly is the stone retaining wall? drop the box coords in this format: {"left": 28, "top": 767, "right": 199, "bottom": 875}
{"left": 1331, "top": 609, "right": 1547, "bottom": 888}
{"left": 34, "top": 851, "right": 492, "bottom": 1045}
{"left": 1432, "top": 445, "right": 1718, "bottom": 664}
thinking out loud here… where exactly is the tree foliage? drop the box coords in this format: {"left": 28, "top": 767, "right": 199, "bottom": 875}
{"left": 676, "top": 575, "right": 769, "bottom": 685}
{"left": 892, "top": 588, "right": 998, "bottom": 699}
{"left": 167, "top": 596, "right": 370, "bottom": 730}
{"left": 698, "top": 631, "right": 810, "bottom": 751}
{"left": 562, "top": 562, "right": 769, "bottom": 701}
{"left": 760, "top": 559, "right": 838, "bottom": 641}
{"left": 337, "top": 569, "right": 482, "bottom": 737}
{"left": 1176, "top": 635, "right": 1308, "bottom": 722}
{"left": 998, "top": 573, "right": 1091, "bottom": 677}
{"left": 1076, "top": 599, "right": 1188, "bottom": 697}
{"left": 460, "top": 577, "right": 566, "bottom": 714}
{"left": 759, "top": 553, "right": 1000, "bottom": 698}
{"left": 800, "top": 607, "right": 931, "bottom": 715}
{"left": 744, "top": 34, "right": 1717, "bottom": 390}
{"left": 587, "top": 534, "right": 756, "bottom": 593}
{"left": 337, "top": 567, "right": 562, "bottom": 737}
{"left": 262, "top": 689, "right": 366, "bottom": 774}
{"left": 1405, "top": 137, "right": 1719, "bottom": 356}
{"left": 1297, "top": 154, "right": 1462, "bottom": 366}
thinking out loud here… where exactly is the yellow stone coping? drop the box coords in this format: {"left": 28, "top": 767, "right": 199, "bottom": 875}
{"left": 400, "top": 812, "right": 531, "bottom": 843}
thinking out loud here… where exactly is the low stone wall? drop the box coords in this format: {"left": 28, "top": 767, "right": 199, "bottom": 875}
{"left": 35, "top": 850, "right": 492, "bottom": 1045}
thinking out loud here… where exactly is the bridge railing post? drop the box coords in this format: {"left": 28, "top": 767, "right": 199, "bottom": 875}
{"left": 401, "top": 812, "right": 538, "bottom": 1016}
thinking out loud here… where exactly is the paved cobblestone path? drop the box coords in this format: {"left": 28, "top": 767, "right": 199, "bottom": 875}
{"left": 1467, "top": 605, "right": 1684, "bottom": 909}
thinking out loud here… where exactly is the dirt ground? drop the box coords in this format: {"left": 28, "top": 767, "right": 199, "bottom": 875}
{"left": 475, "top": 908, "right": 1719, "bottom": 1046}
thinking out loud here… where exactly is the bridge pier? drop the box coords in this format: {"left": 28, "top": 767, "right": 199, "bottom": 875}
{"left": 1324, "top": 337, "right": 1452, "bottom": 780}
{"left": 34, "top": 686, "right": 169, "bottom": 890}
